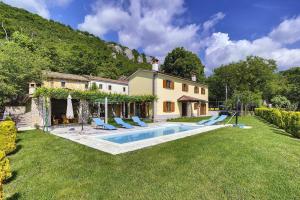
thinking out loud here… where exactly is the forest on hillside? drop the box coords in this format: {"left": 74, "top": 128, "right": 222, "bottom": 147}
{"left": 0, "top": 3, "right": 151, "bottom": 77}
{"left": 0, "top": 2, "right": 152, "bottom": 107}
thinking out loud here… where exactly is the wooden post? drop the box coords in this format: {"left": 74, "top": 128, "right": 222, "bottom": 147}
{"left": 105, "top": 97, "right": 108, "bottom": 123}
{"left": 118, "top": 103, "right": 123, "bottom": 118}
{"left": 123, "top": 102, "right": 126, "bottom": 118}
{"left": 97, "top": 102, "right": 100, "bottom": 117}
{"left": 128, "top": 103, "right": 131, "bottom": 118}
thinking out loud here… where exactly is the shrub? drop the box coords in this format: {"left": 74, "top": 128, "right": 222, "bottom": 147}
{"left": 4, "top": 116, "right": 12, "bottom": 121}
{"left": 0, "top": 150, "right": 11, "bottom": 199}
{"left": 0, "top": 121, "right": 17, "bottom": 154}
{"left": 271, "top": 95, "right": 291, "bottom": 109}
{"left": 255, "top": 108, "right": 300, "bottom": 138}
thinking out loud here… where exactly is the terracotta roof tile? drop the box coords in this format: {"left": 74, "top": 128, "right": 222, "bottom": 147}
{"left": 178, "top": 95, "right": 206, "bottom": 102}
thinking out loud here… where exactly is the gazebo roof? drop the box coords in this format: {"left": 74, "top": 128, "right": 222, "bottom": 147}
{"left": 178, "top": 95, "right": 207, "bottom": 102}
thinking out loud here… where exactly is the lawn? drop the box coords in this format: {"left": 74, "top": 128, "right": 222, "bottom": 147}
{"left": 167, "top": 116, "right": 210, "bottom": 122}
{"left": 4, "top": 116, "right": 300, "bottom": 199}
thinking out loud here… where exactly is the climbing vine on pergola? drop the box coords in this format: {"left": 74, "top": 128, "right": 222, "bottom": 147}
{"left": 34, "top": 87, "right": 157, "bottom": 103}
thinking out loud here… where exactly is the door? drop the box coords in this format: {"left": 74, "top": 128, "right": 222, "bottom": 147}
{"left": 181, "top": 102, "right": 187, "bottom": 117}
{"left": 200, "top": 103, "right": 206, "bottom": 115}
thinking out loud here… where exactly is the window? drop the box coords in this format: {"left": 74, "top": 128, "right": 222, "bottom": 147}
{"left": 108, "top": 85, "right": 112, "bottom": 90}
{"left": 123, "top": 87, "right": 126, "bottom": 92}
{"left": 194, "top": 86, "right": 199, "bottom": 94}
{"left": 163, "top": 101, "right": 175, "bottom": 112}
{"left": 61, "top": 81, "right": 65, "bottom": 88}
{"left": 182, "top": 83, "right": 188, "bottom": 92}
{"left": 99, "top": 84, "right": 103, "bottom": 89}
{"left": 85, "top": 83, "right": 89, "bottom": 89}
{"left": 36, "top": 83, "right": 41, "bottom": 87}
{"left": 30, "top": 83, "right": 35, "bottom": 87}
{"left": 201, "top": 88, "right": 205, "bottom": 95}
{"left": 163, "top": 80, "right": 174, "bottom": 89}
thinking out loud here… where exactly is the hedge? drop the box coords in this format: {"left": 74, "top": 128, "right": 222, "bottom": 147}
{"left": 0, "top": 150, "right": 11, "bottom": 200}
{"left": 255, "top": 108, "right": 300, "bottom": 138}
{"left": 0, "top": 120, "right": 17, "bottom": 154}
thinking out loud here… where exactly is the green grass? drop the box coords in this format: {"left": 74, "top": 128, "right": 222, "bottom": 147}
{"left": 4, "top": 116, "right": 300, "bottom": 199}
{"left": 167, "top": 116, "right": 210, "bottom": 122}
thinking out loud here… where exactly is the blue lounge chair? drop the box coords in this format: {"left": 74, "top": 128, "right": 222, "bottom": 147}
{"left": 114, "top": 117, "right": 133, "bottom": 129}
{"left": 197, "top": 115, "right": 218, "bottom": 125}
{"left": 92, "top": 118, "right": 117, "bottom": 130}
{"left": 204, "top": 115, "right": 228, "bottom": 126}
{"left": 132, "top": 116, "right": 148, "bottom": 127}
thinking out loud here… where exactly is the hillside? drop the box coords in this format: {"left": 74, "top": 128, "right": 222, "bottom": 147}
{"left": 0, "top": 2, "right": 152, "bottom": 79}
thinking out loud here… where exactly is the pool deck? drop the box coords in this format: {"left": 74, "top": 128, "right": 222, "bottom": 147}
{"left": 50, "top": 122, "right": 231, "bottom": 155}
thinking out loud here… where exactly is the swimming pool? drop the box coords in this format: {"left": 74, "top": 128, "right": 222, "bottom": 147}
{"left": 101, "top": 125, "right": 198, "bottom": 144}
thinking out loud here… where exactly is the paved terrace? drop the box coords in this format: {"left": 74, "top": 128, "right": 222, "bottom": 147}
{"left": 50, "top": 122, "right": 231, "bottom": 155}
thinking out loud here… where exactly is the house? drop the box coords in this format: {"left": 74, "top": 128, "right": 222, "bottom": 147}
{"left": 127, "top": 63, "right": 208, "bottom": 121}
{"left": 85, "top": 75, "right": 128, "bottom": 95}
{"left": 27, "top": 71, "right": 129, "bottom": 127}
{"left": 22, "top": 64, "right": 208, "bottom": 128}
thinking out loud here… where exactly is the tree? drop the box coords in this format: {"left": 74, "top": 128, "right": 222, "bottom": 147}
{"left": 161, "top": 47, "right": 205, "bottom": 81}
{"left": 207, "top": 56, "right": 279, "bottom": 102}
{"left": 226, "top": 90, "right": 262, "bottom": 115}
{"left": 271, "top": 95, "right": 290, "bottom": 108}
{"left": 11, "top": 31, "right": 37, "bottom": 51}
{"left": 0, "top": 41, "right": 46, "bottom": 107}
{"left": 280, "top": 67, "right": 300, "bottom": 109}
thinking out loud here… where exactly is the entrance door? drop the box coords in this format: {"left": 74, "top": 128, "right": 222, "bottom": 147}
{"left": 181, "top": 102, "right": 187, "bottom": 116}
{"left": 200, "top": 103, "right": 206, "bottom": 115}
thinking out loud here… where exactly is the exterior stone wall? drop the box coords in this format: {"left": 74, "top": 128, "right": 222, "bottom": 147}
{"left": 4, "top": 106, "right": 26, "bottom": 115}
{"left": 30, "top": 97, "right": 51, "bottom": 128}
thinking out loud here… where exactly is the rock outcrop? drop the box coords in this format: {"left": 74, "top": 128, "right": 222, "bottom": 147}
{"left": 109, "top": 44, "right": 153, "bottom": 64}
{"left": 124, "top": 48, "right": 134, "bottom": 60}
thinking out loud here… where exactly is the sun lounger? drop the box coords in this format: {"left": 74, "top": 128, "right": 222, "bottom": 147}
{"left": 197, "top": 115, "right": 218, "bottom": 125}
{"left": 132, "top": 116, "right": 148, "bottom": 127}
{"left": 204, "top": 115, "right": 228, "bottom": 126}
{"left": 92, "top": 118, "right": 117, "bottom": 130}
{"left": 114, "top": 117, "right": 133, "bottom": 129}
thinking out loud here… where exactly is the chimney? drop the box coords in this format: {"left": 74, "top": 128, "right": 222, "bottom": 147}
{"left": 29, "top": 81, "right": 37, "bottom": 96}
{"left": 152, "top": 58, "right": 159, "bottom": 72}
{"left": 191, "top": 74, "right": 196, "bottom": 82}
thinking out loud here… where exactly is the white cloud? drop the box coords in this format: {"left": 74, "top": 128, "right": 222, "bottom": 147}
{"left": 204, "top": 32, "right": 300, "bottom": 72}
{"left": 1, "top": 0, "right": 73, "bottom": 19}
{"left": 78, "top": 5, "right": 131, "bottom": 36}
{"left": 202, "top": 12, "right": 225, "bottom": 36}
{"left": 2, "top": 0, "right": 50, "bottom": 18}
{"left": 79, "top": 1, "right": 300, "bottom": 73}
{"left": 203, "top": 16, "right": 300, "bottom": 73}
{"left": 269, "top": 16, "right": 300, "bottom": 44}
{"left": 78, "top": 0, "right": 202, "bottom": 59}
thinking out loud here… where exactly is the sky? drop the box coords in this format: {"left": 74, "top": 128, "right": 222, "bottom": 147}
{"left": 2, "top": 0, "right": 300, "bottom": 74}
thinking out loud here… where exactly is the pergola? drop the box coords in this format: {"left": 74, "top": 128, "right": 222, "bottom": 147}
{"left": 33, "top": 87, "right": 156, "bottom": 128}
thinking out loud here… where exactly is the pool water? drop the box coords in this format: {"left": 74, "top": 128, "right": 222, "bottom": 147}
{"left": 101, "top": 125, "right": 198, "bottom": 144}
